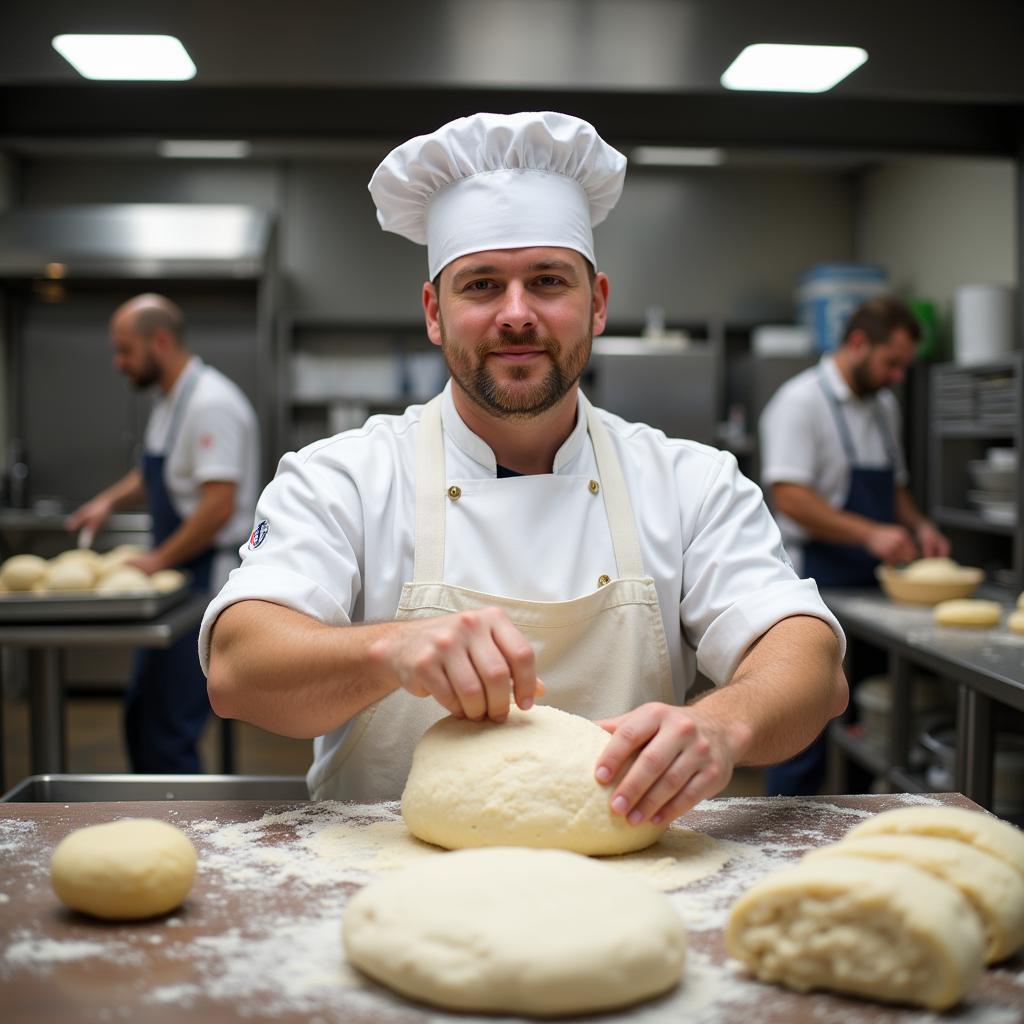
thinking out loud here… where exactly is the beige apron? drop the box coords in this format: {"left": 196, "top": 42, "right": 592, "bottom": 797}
{"left": 311, "top": 393, "right": 674, "bottom": 801}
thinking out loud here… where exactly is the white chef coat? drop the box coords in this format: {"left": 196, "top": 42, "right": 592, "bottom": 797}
{"left": 759, "top": 355, "right": 908, "bottom": 575}
{"left": 144, "top": 356, "right": 260, "bottom": 589}
{"left": 200, "top": 381, "right": 844, "bottom": 776}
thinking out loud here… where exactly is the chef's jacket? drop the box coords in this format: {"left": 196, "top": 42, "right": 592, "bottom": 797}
{"left": 759, "top": 355, "right": 908, "bottom": 575}
{"left": 145, "top": 356, "right": 260, "bottom": 589}
{"left": 199, "top": 382, "right": 844, "bottom": 771}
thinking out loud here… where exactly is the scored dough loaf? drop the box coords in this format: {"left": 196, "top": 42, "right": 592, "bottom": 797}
{"left": 343, "top": 847, "right": 687, "bottom": 1017}
{"left": 805, "top": 835, "right": 1024, "bottom": 962}
{"left": 933, "top": 599, "right": 1002, "bottom": 627}
{"left": 844, "top": 805, "right": 1024, "bottom": 879}
{"left": 726, "top": 856, "right": 984, "bottom": 1010}
{"left": 50, "top": 818, "right": 197, "bottom": 920}
{"left": 401, "top": 704, "right": 666, "bottom": 856}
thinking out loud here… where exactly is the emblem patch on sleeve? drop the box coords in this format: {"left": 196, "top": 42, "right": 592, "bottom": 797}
{"left": 249, "top": 519, "right": 269, "bottom": 549}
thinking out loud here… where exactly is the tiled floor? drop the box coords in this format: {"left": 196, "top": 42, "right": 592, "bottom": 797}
{"left": 2, "top": 690, "right": 767, "bottom": 799}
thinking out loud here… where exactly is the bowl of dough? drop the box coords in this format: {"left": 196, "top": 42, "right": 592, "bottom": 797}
{"left": 0, "top": 546, "right": 187, "bottom": 597}
{"left": 876, "top": 557, "right": 984, "bottom": 606}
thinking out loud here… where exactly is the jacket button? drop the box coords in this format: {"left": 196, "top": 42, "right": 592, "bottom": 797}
{"left": 588, "top": 479, "right": 600, "bottom": 494}
{"left": 447, "top": 485, "right": 462, "bottom": 500}
{"left": 597, "top": 574, "right": 611, "bottom": 587}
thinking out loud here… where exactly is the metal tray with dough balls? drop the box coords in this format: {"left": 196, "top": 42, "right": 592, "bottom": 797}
{"left": 0, "top": 548, "right": 191, "bottom": 622}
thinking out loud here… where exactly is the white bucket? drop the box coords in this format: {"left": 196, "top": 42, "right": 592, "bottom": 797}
{"left": 953, "top": 283, "right": 1016, "bottom": 366}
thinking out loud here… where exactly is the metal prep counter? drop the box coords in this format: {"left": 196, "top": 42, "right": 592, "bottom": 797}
{"left": 0, "top": 593, "right": 216, "bottom": 784}
{"left": 821, "top": 586, "right": 1024, "bottom": 810}
{"left": 2, "top": 791, "right": 1021, "bottom": 1023}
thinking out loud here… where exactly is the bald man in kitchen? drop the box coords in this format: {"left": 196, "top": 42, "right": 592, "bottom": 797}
{"left": 67, "top": 293, "right": 260, "bottom": 774}
{"left": 201, "top": 110, "right": 849, "bottom": 825}
{"left": 759, "top": 296, "right": 951, "bottom": 795}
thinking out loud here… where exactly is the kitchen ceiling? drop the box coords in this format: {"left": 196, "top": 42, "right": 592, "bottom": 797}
{"left": 1, "top": 0, "right": 1023, "bottom": 155}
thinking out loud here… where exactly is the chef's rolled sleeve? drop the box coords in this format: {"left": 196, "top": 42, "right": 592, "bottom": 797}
{"left": 679, "top": 450, "right": 845, "bottom": 685}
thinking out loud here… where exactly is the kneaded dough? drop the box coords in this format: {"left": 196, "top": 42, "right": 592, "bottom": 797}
{"left": 934, "top": 598, "right": 1001, "bottom": 627}
{"left": 1009, "top": 610, "right": 1024, "bottom": 635}
{"left": 343, "top": 847, "right": 686, "bottom": 1016}
{"left": 44, "top": 560, "right": 95, "bottom": 591}
{"left": 98, "top": 545, "right": 149, "bottom": 577}
{"left": 52, "top": 549, "right": 105, "bottom": 574}
{"left": 901, "top": 557, "right": 961, "bottom": 582}
{"left": 51, "top": 818, "right": 197, "bottom": 920}
{"left": 845, "top": 805, "right": 1024, "bottom": 879}
{"left": 726, "top": 856, "right": 984, "bottom": 1010}
{"left": 0, "top": 554, "right": 49, "bottom": 591}
{"left": 150, "top": 568, "right": 187, "bottom": 593}
{"left": 401, "top": 705, "right": 666, "bottom": 855}
{"left": 805, "top": 835, "right": 1024, "bottom": 962}
{"left": 95, "top": 566, "right": 155, "bottom": 595}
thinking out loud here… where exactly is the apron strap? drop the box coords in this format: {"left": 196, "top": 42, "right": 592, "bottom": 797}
{"left": 412, "top": 390, "right": 646, "bottom": 584}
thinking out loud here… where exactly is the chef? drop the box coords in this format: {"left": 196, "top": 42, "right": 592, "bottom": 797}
{"left": 201, "top": 111, "right": 848, "bottom": 825}
{"left": 758, "top": 295, "right": 950, "bottom": 794}
{"left": 67, "top": 293, "right": 260, "bottom": 774}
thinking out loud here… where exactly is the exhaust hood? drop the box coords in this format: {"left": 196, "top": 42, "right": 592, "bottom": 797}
{"left": 0, "top": 204, "right": 272, "bottom": 279}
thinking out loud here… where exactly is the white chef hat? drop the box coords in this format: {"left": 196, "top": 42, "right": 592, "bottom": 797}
{"left": 368, "top": 111, "right": 627, "bottom": 280}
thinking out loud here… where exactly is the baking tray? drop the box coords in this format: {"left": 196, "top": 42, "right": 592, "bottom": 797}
{"left": 0, "top": 580, "right": 192, "bottom": 622}
{"left": 1, "top": 773, "right": 310, "bottom": 802}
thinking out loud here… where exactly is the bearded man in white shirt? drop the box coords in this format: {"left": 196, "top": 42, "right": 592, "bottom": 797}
{"left": 202, "top": 111, "right": 848, "bottom": 825}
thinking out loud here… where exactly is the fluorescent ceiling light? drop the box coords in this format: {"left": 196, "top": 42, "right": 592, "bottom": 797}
{"left": 631, "top": 146, "right": 724, "bottom": 167}
{"left": 160, "top": 140, "right": 251, "bottom": 159}
{"left": 721, "top": 43, "right": 867, "bottom": 93}
{"left": 52, "top": 34, "right": 196, "bottom": 81}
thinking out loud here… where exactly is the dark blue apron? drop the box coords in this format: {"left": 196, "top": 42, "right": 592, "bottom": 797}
{"left": 125, "top": 366, "right": 217, "bottom": 773}
{"left": 765, "top": 365, "right": 897, "bottom": 796}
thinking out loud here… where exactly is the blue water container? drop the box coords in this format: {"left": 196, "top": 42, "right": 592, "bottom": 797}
{"left": 796, "top": 263, "right": 889, "bottom": 352}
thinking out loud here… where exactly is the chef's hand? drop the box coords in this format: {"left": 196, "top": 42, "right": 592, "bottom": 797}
{"left": 65, "top": 496, "right": 113, "bottom": 535}
{"left": 371, "top": 607, "right": 542, "bottom": 722}
{"left": 865, "top": 523, "right": 917, "bottom": 565}
{"left": 915, "top": 521, "right": 951, "bottom": 558}
{"left": 594, "top": 702, "right": 736, "bottom": 826}
{"left": 126, "top": 552, "right": 162, "bottom": 575}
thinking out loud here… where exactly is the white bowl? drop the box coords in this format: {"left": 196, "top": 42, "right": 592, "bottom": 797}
{"left": 987, "top": 447, "right": 1018, "bottom": 469}
{"left": 968, "top": 460, "right": 1017, "bottom": 494}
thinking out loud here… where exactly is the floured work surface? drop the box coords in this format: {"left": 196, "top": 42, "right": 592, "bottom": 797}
{"left": 1, "top": 792, "right": 1022, "bottom": 1024}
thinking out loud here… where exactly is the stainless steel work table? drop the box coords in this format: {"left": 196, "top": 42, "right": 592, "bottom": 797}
{"left": 821, "top": 586, "right": 1024, "bottom": 809}
{"left": 0, "top": 593, "right": 213, "bottom": 779}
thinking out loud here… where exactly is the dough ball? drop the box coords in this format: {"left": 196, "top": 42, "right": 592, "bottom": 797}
{"left": 53, "top": 549, "right": 105, "bottom": 574}
{"left": 934, "top": 599, "right": 1001, "bottom": 627}
{"left": 805, "top": 835, "right": 1024, "bottom": 963}
{"left": 726, "top": 856, "right": 984, "bottom": 1010}
{"left": 401, "top": 705, "right": 666, "bottom": 856}
{"left": 44, "top": 560, "right": 95, "bottom": 592}
{"left": 150, "top": 569, "right": 186, "bottom": 593}
{"left": 1009, "top": 610, "right": 1024, "bottom": 635}
{"left": 845, "top": 805, "right": 1024, "bottom": 879}
{"left": 902, "top": 557, "right": 961, "bottom": 581}
{"left": 51, "top": 818, "right": 197, "bottom": 920}
{"left": 343, "top": 847, "right": 686, "bottom": 1017}
{"left": 98, "top": 545, "right": 149, "bottom": 577}
{"left": 95, "top": 567, "right": 154, "bottom": 595}
{"left": 0, "top": 554, "right": 49, "bottom": 591}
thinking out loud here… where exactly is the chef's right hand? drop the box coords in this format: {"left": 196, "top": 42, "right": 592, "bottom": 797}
{"left": 866, "top": 523, "right": 917, "bottom": 565}
{"left": 369, "top": 607, "right": 542, "bottom": 722}
{"left": 65, "top": 496, "right": 113, "bottom": 535}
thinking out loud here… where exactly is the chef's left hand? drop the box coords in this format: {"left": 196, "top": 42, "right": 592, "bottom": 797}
{"left": 594, "top": 702, "right": 736, "bottom": 826}
{"left": 126, "top": 553, "right": 162, "bottom": 575}
{"left": 915, "top": 521, "right": 951, "bottom": 558}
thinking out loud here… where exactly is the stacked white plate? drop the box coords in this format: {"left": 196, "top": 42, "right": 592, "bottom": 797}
{"left": 968, "top": 447, "right": 1017, "bottom": 524}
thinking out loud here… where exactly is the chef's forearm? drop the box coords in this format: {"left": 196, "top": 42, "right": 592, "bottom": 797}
{"left": 151, "top": 482, "right": 235, "bottom": 570}
{"left": 207, "top": 600, "right": 401, "bottom": 738}
{"left": 690, "top": 615, "right": 848, "bottom": 767}
{"left": 772, "top": 482, "right": 874, "bottom": 545}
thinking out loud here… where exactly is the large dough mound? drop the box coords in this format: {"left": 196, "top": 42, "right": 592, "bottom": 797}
{"left": 401, "top": 704, "right": 666, "bottom": 855}
{"left": 902, "top": 557, "right": 961, "bottom": 581}
{"left": 51, "top": 818, "right": 197, "bottom": 920}
{"left": 845, "top": 805, "right": 1024, "bottom": 878}
{"left": 726, "top": 856, "right": 984, "bottom": 1010}
{"left": 343, "top": 846, "right": 686, "bottom": 1016}
{"left": 805, "top": 834, "right": 1024, "bottom": 962}
{"left": 0, "top": 554, "right": 49, "bottom": 591}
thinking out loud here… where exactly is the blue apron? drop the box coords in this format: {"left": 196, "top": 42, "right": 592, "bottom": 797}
{"left": 765, "top": 366, "right": 897, "bottom": 796}
{"left": 125, "top": 367, "right": 216, "bottom": 773}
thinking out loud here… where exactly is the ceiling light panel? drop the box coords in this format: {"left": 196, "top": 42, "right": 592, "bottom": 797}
{"left": 160, "top": 140, "right": 251, "bottom": 159}
{"left": 52, "top": 34, "right": 197, "bottom": 81}
{"left": 721, "top": 43, "right": 867, "bottom": 94}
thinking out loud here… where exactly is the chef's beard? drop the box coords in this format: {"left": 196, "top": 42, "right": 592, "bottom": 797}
{"left": 128, "top": 358, "right": 161, "bottom": 390}
{"left": 849, "top": 357, "right": 882, "bottom": 397}
{"left": 440, "top": 322, "right": 592, "bottom": 418}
